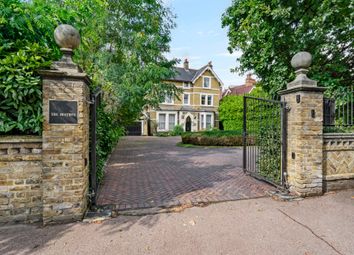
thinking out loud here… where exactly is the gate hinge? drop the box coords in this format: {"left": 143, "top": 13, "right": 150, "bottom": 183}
{"left": 87, "top": 96, "right": 95, "bottom": 105}
{"left": 87, "top": 190, "right": 95, "bottom": 199}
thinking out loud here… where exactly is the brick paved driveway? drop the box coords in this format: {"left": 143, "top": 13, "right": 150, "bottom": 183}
{"left": 97, "top": 136, "right": 274, "bottom": 210}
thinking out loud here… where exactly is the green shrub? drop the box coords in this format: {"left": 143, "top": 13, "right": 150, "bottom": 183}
{"left": 95, "top": 103, "right": 124, "bottom": 182}
{"left": 257, "top": 126, "right": 282, "bottom": 184}
{"left": 0, "top": 0, "right": 102, "bottom": 134}
{"left": 155, "top": 125, "right": 185, "bottom": 137}
{"left": 0, "top": 0, "right": 57, "bottom": 134}
{"left": 155, "top": 132, "right": 170, "bottom": 137}
{"left": 324, "top": 126, "right": 354, "bottom": 133}
{"left": 170, "top": 124, "right": 184, "bottom": 136}
{"left": 0, "top": 44, "right": 50, "bottom": 134}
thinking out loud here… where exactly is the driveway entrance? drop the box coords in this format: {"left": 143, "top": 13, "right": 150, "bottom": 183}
{"left": 97, "top": 136, "right": 274, "bottom": 210}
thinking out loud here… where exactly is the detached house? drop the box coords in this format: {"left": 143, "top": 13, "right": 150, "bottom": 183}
{"left": 142, "top": 59, "right": 223, "bottom": 135}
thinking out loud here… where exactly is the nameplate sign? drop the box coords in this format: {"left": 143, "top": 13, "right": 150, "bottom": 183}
{"left": 49, "top": 100, "right": 78, "bottom": 124}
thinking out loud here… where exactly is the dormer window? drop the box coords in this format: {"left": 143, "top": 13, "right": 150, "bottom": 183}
{"left": 203, "top": 76, "right": 211, "bottom": 88}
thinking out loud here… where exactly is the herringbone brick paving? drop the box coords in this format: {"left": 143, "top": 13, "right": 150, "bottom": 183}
{"left": 97, "top": 136, "right": 274, "bottom": 210}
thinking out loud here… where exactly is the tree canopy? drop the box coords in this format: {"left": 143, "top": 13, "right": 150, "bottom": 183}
{"left": 1, "top": 0, "right": 177, "bottom": 180}
{"left": 0, "top": 0, "right": 177, "bottom": 134}
{"left": 222, "top": 0, "right": 353, "bottom": 96}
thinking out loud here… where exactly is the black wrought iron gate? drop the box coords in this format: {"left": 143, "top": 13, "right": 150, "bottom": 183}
{"left": 89, "top": 89, "right": 102, "bottom": 205}
{"left": 243, "top": 96, "right": 287, "bottom": 187}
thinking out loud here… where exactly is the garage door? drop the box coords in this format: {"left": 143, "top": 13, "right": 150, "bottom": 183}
{"left": 126, "top": 121, "right": 142, "bottom": 136}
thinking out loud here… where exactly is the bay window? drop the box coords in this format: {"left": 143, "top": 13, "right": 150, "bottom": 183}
{"left": 157, "top": 112, "right": 177, "bottom": 131}
{"left": 200, "top": 113, "right": 213, "bottom": 130}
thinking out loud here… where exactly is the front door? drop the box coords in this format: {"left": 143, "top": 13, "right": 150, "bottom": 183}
{"left": 185, "top": 116, "right": 192, "bottom": 132}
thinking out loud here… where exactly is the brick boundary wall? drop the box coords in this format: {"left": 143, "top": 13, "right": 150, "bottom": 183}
{"left": 0, "top": 136, "right": 43, "bottom": 223}
{"left": 323, "top": 133, "right": 354, "bottom": 191}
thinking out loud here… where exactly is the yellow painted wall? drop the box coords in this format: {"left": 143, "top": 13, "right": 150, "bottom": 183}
{"left": 161, "top": 69, "right": 221, "bottom": 109}
{"left": 142, "top": 68, "right": 222, "bottom": 135}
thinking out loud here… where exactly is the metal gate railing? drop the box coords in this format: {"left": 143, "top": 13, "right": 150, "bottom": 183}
{"left": 323, "top": 85, "right": 354, "bottom": 133}
{"left": 89, "top": 89, "right": 102, "bottom": 205}
{"left": 243, "top": 96, "right": 287, "bottom": 187}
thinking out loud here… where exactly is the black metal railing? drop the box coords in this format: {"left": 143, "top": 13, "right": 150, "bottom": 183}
{"left": 89, "top": 88, "right": 102, "bottom": 205}
{"left": 243, "top": 96, "right": 287, "bottom": 187}
{"left": 323, "top": 85, "right": 354, "bottom": 133}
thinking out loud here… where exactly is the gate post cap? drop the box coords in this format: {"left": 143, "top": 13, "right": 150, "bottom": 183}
{"left": 286, "top": 52, "right": 317, "bottom": 89}
{"left": 291, "top": 52, "right": 312, "bottom": 70}
{"left": 54, "top": 24, "right": 80, "bottom": 50}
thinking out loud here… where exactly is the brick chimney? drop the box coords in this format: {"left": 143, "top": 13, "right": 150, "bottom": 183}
{"left": 183, "top": 59, "right": 189, "bottom": 69}
{"left": 245, "top": 73, "right": 256, "bottom": 87}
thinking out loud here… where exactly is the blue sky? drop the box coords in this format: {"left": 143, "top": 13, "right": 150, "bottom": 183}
{"left": 164, "top": 0, "right": 244, "bottom": 88}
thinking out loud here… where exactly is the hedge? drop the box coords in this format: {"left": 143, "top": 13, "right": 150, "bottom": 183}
{"left": 219, "top": 87, "right": 269, "bottom": 131}
{"left": 181, "top": 130, "right": 248, "bottom": 146}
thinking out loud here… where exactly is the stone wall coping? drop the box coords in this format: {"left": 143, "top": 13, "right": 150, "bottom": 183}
{"left": 278, "top": 86, "right": 326, "bottom": 95}
{"left": 324, "top": 173, "right": 354, "bottom": 181}
{"left": 323, "top": 133, "right": 354, "bottom": 140}
{"left": 38, "top": 69, "right": 92, "bottom": 85}
{"left": 0, "top": 135, "right": 42, "bottom": 143}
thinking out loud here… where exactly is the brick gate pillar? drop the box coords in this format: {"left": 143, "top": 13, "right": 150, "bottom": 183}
{"left": 39, "top": 25, "right": 90, "bottom": 224}
{"left": 279, "top": 52, "right": 325, "bottom": 197}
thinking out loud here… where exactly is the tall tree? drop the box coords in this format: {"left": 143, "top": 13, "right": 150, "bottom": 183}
{"left": 222, "top": 0, "right": 353, "bottom": 96}
{"left": 100, "top": 0, "right": 179, "bottom": 125}
{"left": 1, "top": 0, "right": 178, "bottom": 133}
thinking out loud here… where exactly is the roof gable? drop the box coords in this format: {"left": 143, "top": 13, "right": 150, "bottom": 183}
{"left": 192, "top": 66, "right": 223, "bottom": 86}
{"left": 167, "top": 64, "right": 223, "bottom": 86}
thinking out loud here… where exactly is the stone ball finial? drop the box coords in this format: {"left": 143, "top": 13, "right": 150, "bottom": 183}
{"left": 54, "top": 24, "right": 80, "bottom": 50}
{"left": 291, "top": 51, "right": 312, "bottom": 70}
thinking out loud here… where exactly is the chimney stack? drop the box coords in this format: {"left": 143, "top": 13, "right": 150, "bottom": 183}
{"left": 183, "top": 59, "right": 189, "bottom": 69}
{"left": 245, "top": 73, "right": 256, "bottom": 87}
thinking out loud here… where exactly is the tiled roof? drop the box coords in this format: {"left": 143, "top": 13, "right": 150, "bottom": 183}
{"left": 229, "top": 85, "right": 254, "bottom": 95}
{"left": 168, "top": 65, "right": 208, "bottom": 82}
{"left": 169, "top": 67, "right": 198, "bottom": 82}
{"left": 222, "top": 74, "right": 257, "bottom": 98}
